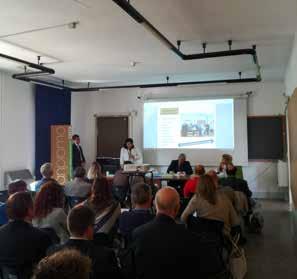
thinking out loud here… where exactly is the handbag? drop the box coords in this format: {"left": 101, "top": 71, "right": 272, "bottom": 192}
{"left": 228, "top": 236, "right": 247, "bottom": 279}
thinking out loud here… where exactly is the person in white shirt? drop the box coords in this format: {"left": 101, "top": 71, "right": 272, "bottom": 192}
{"left": 120, "top": 138, "right": 143, "bottom": 165}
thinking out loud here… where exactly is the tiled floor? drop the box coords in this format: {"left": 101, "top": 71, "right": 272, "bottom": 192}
{"left": 245, "top": 200, "right": 297, "bottom": 278}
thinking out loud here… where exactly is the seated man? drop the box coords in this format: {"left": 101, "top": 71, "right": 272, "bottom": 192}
{"left": 35, "top": 163, "right": 57, "bottom": 192}
{"left": 48, "top": 205, "right": 120, "bottom": 278}
{"left": 167, "top": 153, "right": 193, "bottom": 175}
{"left": 33, "top": 249, "right": 91, "bottom": 279}
{"left": 183, "top": 164, "right": 205, "bottom": 198}
{"left": 64, "top": 167, "right": 91, "bottom": 198}
{"left": 167, "top": 153, "right": 193, "bottom": 193}
{"left": 0, "top": 180, "right": 27, "bottom": 226}
{"left": 112, "top": 168, "right": 130, "bottom": 203}
{"left": 0, "top": 192, "right": 52, "bottom": 278}
{"left": 119, "top": 183, "right": 154, "bottom": 243}
{"left": 125, "top": 187, "right": 201, "bottom": 279}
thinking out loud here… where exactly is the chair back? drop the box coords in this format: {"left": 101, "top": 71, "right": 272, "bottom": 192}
{"left": 0, "top": 265, "right": 31, "bottom": 279}
{"left": 187, "top": 215, "right": 227, "bottom": 277}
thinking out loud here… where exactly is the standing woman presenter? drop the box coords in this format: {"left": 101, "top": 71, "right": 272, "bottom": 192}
{"left": 120, "top": 138, "right": 143, "bottom": 165}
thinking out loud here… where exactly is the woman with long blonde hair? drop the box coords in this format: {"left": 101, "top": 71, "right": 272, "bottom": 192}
{"left": 181, "top": 174, "right": 238, "bottom": 234}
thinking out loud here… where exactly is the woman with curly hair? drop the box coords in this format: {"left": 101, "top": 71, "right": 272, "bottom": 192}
{"left": 33, "top": 181, "right": 68, "bottom": 243}
{"left": 83, "top": 177, "right": 120, "bottom": 234}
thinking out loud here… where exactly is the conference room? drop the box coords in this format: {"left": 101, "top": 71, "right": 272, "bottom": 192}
{"left": 0, "top": 0, "right": 297, "bottom": 278}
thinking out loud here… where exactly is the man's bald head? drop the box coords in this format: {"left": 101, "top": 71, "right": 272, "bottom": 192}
{"left": 155, "top": 187, "right": 180, "bottom": 219}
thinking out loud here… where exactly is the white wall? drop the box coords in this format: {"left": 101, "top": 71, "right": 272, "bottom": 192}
{"left": 0, "top": 72, "right": 35, "bottom": 189}
{"left": 71, "top": 81, "right": 287, "bottom": 199}
{"left": 285, "top": 32, "right": 297, "bottom": 96}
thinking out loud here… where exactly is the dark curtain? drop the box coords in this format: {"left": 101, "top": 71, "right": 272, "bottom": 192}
{"left": 35, "top": 85, "right": 71, "bottom": 179}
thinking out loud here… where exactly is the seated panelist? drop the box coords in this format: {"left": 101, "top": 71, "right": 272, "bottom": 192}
{"left": 167, "top": 153, "right": 193, "bottom": 175}
{"left": 166, "top": 154, "right": 193, "bottom": 194}
{"left": 120, "top": 138, "right": 143, "bottom": 165}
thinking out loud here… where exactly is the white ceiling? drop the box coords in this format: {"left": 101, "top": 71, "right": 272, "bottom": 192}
{"left": 0, "top": 0, "right": 296, "bottom": 85}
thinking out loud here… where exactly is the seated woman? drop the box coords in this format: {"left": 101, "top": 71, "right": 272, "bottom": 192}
{"left": 33, "top": 181, "right": 68, "bottom": 243}
{"left": 183, "top": 164, "right": 205, "bottom": 198}
{"left": 83, "top": 177, "right": 121, "bottom": 235}
{"left": 181, "top": 175, "right": 239, "bottom": 235}
{"left": 87, "top": 161, "right": 104, "bottom": 184}
{"left": 218, "top": 154, "right": 243, "bottom": 179}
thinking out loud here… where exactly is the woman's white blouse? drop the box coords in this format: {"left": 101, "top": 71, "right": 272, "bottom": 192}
{"left": 120, "top": 147, "right": 143, "bottom": 165}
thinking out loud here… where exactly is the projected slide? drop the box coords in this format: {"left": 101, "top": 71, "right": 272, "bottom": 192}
{"left": 143, "top": 99, "right": 234, "bottom": 149}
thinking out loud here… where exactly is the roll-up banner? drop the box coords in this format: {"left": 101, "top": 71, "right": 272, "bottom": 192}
{"left": 51, "top": 125, "right": 72, "bottom": 185}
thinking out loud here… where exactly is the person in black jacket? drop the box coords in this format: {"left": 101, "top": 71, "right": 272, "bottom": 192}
{"left": 72, "top": 134, "right": 86, "bottom": 170}
{"left": 167, "top": 153, "right": 193, "bottom": 194}
{"left": 219, "top": 164, "right": 252, "bottom": 209}
{"left": 48, "top": 205, "right": 120, "bottom": 278}
{"left": 124, "top": 187, "right": 201, "bottom": 279}
{"left": 167, "top": 153, "right": 193, "bottom": 175}
{"left": 0, "top": 192, "right": 52, "bottom": 279}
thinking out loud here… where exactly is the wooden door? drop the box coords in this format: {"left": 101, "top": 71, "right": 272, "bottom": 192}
{"left": 97, "top": 116, "right": 129, "bottom": 158}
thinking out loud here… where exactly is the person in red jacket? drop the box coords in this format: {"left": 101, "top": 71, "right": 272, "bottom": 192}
{"left": 183, "top": 164, "right": 205, "bottom": 198}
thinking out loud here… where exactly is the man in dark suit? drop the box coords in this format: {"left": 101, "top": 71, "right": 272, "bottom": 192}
{"left": 0, "top": 192, "right": 52, "bottom": 279}
{"left": 124, "top": 187, "right": 201, "bottom": 279}
{"left": 72, "top": 134, "right": 86, "bottom": 170}
{"left": 48, "top": 205, "right": 120, "bottom": 278}
{"left": 167, "top": 153, "right": 193, "bottom": 193}
{"left": 167, "top": 153, "right": 193, "bottom": 175}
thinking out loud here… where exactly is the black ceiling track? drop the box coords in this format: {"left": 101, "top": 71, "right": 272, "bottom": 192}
{"left": 0, "top": 0, "right": 262, "bottom": 91}
{"left": 0, "top": 53, "right": 55, "bottom": 77}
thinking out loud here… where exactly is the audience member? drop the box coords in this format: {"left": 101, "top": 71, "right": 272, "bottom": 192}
{"left": 126, "top": 187, "right": 200, "bottom": 279}
{"left": 35, "top": 163, "right": 56, "bottom": 192}
{"left": 207, "top": 169, "right": 238, "bottom": 208}
{"left": 64, "top": 167, "right": 91, "bottom": 198}
{"left": 87, "top": 161, "right": 103, "bottom": 184}
{"left": 181, "top": 175, "right": 239, "bottom": 235}
{"left": 0, "top": 192, "right": 52, "bottom": 278}
{"left": 119, "top": 183, "right": 154, "bottom": 243}
{"left": 112, "top": 168, "right": 130, "bottom": 203}
{"left": 33, "top": 249, "right": 91, "bottom": 279}
{"left": 33, "top": 182, "right": 68, "bottom": 243}
{"left": 183, "top": 164, "right": 205, "bottom": 198}
{"left": 220, "top": 164, "right": 252, "bottom": 209}
{"left": 0, "top": 180, "right": 27, "bottom": 226}
{"left": 83, "top": 177, "right": 120, "bottom": 234}
{"left": 48, "top": 205, "right": 120, "bottom": 278}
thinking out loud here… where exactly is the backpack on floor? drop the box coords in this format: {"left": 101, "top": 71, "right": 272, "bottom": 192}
{"left": 249, "top": 212, "right": 264, "bottom": 233}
